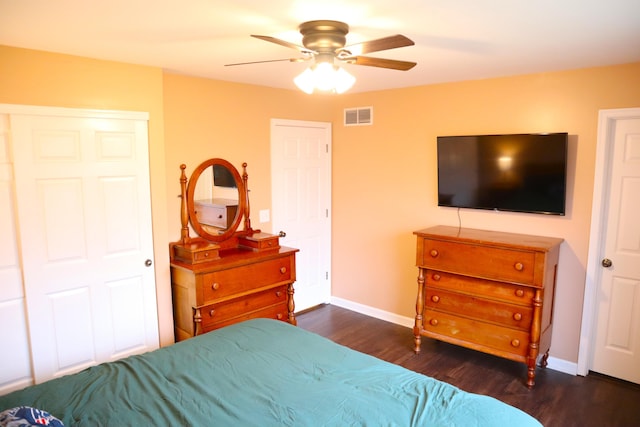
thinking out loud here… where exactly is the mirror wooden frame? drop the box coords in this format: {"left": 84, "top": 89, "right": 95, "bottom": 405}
{"left": 185, "top": 158, "right": 248, "bottom": 243}
{"left": 171, "top": 158, "right": 283, "bottom": 265}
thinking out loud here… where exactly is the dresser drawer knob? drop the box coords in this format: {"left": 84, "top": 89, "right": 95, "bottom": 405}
{"left": 280, "top": 267, "right": 287, "bottom": 274}
{"left": 429, "top": 318, "right": 439, "bottom": 326}
{"left": 515, "top": 289, "right": 525, "bottom": 297}
{"left": 432, "top": 273, "right": 441, "bottom": 281}
{"left": 211, "top": 282, "right": 220, "bottom": 290}
{"left": 514, "top": 262, "right": 524, "bottom": 271}
{"left": 511, "top": 339, "right": 520, "bottom": 347}
{"left": 431, "top": 295, "right": 440, "bottom": 303}
{"left": 209, "top": 309, "right": 215, "bottom": 317}
{"left": 276, "top": 291, "right": 282, "bottom": 297}
{"left": 513, "top": 313, "right": 522, "bottom": 321}
{"left": 429, "top": 249, "right": 439, "bottom": 258}
{"left": 276, "top": 313, "right": 283, "bottom": 320}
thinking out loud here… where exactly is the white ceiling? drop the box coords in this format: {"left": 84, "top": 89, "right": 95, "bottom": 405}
{"left": 2, "top": 0, "right": 639, "bottom": 93}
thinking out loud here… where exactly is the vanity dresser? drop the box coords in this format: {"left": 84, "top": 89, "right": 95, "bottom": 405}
{"left": 413, "top": 225, "right": 562, "bottom": 388}
{"left": 170, "top": 159, "right": 297, "bottom": 342}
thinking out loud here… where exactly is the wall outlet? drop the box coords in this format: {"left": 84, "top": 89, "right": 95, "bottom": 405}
{"left": 259, "top": 209, "right": 270, "bottom": 223}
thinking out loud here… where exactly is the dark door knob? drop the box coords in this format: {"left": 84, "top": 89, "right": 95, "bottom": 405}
{"left": 601, "top": 258, "right": 612, "bottom": 268}
{"left": 145, "top": 259, "right": 153, "bottom": 267}
{"left": 279, "top": 231, "right": 286, "bottom": 237}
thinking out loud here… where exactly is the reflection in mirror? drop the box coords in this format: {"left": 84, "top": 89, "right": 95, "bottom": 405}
{"left": 193, "top": 165, "right": 240, "bottom": 233}
{"left": 183, "top": 158, "right": 250, "bottom": 245}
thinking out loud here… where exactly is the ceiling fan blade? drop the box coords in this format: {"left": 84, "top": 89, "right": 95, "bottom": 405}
{"left": 251, "top": 35, "right": 310, "bottom": 53}
{"left": 345, "top": 56, "right": 417, "bottom": 71}
{"left": 225, "top": 58, "right": 307, "bottom": 67}
{"left": 344, "top": 34, "right": 414, "bottom": 55}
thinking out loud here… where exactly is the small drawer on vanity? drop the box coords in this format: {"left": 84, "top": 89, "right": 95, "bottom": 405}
{"left": 425, "top": 271, "right": 535, "bottom": 305}
{"left": 192, "top": 248, "right": 220, "bottom": 263}
{"left": 420, "top": 239, "right": 536, "bottom": 285}
{"left": 201, "top": 285, "right": 288, "bottom": 328}
{"left": 202, "top": 256, "right": 293, "bottom": 301}
{"left": 425, "top": 288, "right": 533, "bottom": 330}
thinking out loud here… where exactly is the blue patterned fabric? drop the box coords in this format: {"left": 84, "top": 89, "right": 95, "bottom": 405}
{"left": 0, "top": 406, "right": 64, "bottom": 427}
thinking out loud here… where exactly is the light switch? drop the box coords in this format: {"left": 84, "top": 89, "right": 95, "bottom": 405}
{"left": 259, "top": 209, "right": 270, "bottom": 223}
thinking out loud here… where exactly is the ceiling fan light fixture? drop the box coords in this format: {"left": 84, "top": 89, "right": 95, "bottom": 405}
{"left": 294, "top": 62, "right": 355, "bottom": 94}
{"left": 293, "top": 67, "right": 316, "bottom": 94}
{"left": 333, "top": 67, "right": 356, "bottom": 94}
{"left": 236, "top": 21, "right": 416, "bottom": 92}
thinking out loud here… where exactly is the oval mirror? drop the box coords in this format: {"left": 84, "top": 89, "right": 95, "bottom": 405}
{"left": 186, "top": 158, "right": 246, "bottom": 242}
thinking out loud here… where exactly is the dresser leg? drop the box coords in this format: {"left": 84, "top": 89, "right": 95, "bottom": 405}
{"left": 413, "top": 334, "right": 422, "bottom": 354}
{"left": 414, "top": 267, "right": 425, "bottom": 354}
{"left": 527, "top": 362, "right": 536, "bottom": 388}
{"left": 287, "top": 283, "right": 297, "bottom": 326}
{"left": 540, "top": 350, "right": 550, "bottom": 368}
{"left": 193, "top": 307, "right": 202, "bottom": 337}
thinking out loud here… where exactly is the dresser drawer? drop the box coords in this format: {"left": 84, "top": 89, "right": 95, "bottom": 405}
{"left": 192, "top": 247, "right": 220, "bottom": 263}
{"left": 424, "top": 288, "right": 533, "bottom": 330}
{"left": 201, "top": 285, "right": 288, "bottom": 328}
{"left": 425, "top": 271, "right": 535, "bottom": 306}
{"left": 194, "top": 199, "right": 238, "bottom": 229}
{"left": 202, "top": 256, "right": 292, "bottom": 302}
{"left": 201, "top": 303, "right": 289, "bottom": 333}
{"left": 423, "top": 309, "right": 530, "bottom": 358}
{"left": 420, "top": 239, "right": 536, "bottom": 285}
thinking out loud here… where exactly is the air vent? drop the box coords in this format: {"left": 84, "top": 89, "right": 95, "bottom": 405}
{"left": 344, "top": 107, "right": 373, "bottom": 126}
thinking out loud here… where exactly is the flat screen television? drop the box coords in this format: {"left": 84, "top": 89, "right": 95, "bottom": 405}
{"left": 437, "top": 133, "right": 568, "bottom": 215}
{"left": 213, "top": 164, "right": 237, "bottom": 188}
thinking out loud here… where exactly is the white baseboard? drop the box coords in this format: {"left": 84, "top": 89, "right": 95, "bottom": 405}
{"left": 330, "top": 297, "right": 415, "bottom": 328}
{"left": 546, "top": 356, "right": 578, "bottom": 376}
{"left": 329, "top": 296, "right": 577, "bottom": 376}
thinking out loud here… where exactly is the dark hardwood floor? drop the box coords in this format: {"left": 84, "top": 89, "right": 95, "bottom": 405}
{"left": 296, "top": 304, "right": 640, "bottom": 427}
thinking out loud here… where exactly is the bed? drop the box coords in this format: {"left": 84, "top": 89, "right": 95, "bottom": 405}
{"left": 0, "top": 319, "right": 542, "bottom": 426}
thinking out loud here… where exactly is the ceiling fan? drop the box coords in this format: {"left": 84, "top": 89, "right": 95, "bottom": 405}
{"left": 226, "top": 20, "right": 417, "bottom": 72}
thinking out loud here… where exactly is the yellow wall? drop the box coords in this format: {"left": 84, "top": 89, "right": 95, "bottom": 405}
{"left": 329, "top": 63, "right": 640, "bottom": 362}
{"left": 3, "top": 44, "right": 640, "bottom": 364}
{"left": 162, "top": 73, "right": 333, "bottom": 244}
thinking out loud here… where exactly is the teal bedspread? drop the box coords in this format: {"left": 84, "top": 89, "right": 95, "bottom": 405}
{"left": 0, "top": 319, "right": 541, "bottom": 426}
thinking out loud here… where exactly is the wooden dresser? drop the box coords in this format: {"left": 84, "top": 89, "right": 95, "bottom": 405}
{"left": 171, "top": 244, "right": 297, "bottom": 342}
{"left": 169, "top": 158, "right": 298, "bottom": 342}
{"left": 413, "top": 225, "right": 562, "bottom": 387}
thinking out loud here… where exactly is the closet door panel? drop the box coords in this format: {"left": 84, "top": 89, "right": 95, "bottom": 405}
{"left": 106, "top": 276, "right": 148, "bottom": 355}
{"left": 0, "top": 300, "right": 32, "bottom": 394}
{"left": 39, "top": 178, "right": 87, "bottom": 261}
{"left": 0, "top": 114, "right": 33, "bottom": 394}
{"left": 11, "top": 112, "right": 159, "bottom": 383}
{"left": 48, "top": 287, "right": 95, "bottom": 372}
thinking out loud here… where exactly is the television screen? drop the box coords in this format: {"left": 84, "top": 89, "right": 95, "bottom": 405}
{"left": 437, "top": 133, "right": 568, "bottom": 215}
{"left": 213, "top": 164, "right": 237, "bottom": 188}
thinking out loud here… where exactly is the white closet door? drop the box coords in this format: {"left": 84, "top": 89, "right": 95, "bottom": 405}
{"left": 0, "top": 114, "right": 33, "bottom": 394}
{"left": 11, "top": 111, "right": 159, "bottom": 383}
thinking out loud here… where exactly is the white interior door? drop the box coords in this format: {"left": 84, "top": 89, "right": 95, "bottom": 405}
{"left": 10, "top": 109, "right": 159, "bottom": 383}
{"left": 584, "top": 109, "right": 640, "bottom": 384}
{"left": 271, "top": 119, "right": 331, "bottom": 312}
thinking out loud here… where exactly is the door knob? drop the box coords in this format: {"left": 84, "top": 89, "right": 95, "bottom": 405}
{"left": 145, "top": 259, "right": 153, "bottom": 267}
{"left": 601, "top": 258, "right": 612, "bottom": 268}
{"left": 279, "top": 231, "right": 286, "bottom": 237}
